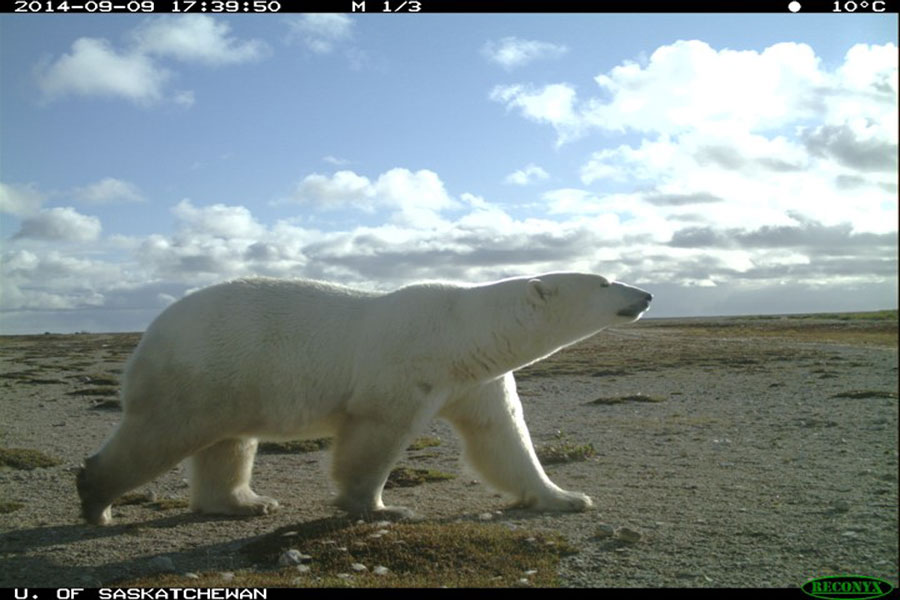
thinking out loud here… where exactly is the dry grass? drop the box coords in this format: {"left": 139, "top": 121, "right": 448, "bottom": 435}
{"left": 119, "top": 520, "right": 576, "bottom": 588}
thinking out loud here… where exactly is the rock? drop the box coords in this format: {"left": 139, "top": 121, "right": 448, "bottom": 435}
{"left": 373, "top": 566, "right": 390, "bottom": 576}
{"left": 351, "top": 563, "right": 368, "bottom": 572}
{"left": 615, "top": 527, "right": 642, "bottom": 543}
{"left": 595, "top": 524, "right": 616, "bottom": 538}
{"left": 278, "top": 549, "right": 311, "bottom": 566}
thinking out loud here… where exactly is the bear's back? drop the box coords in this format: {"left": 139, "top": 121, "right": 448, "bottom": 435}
{"left": 128, "top": 278, "right": 378, "bottom": 383}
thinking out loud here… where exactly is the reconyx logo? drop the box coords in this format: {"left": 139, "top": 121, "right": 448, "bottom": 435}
{"left": 802, "top": 575, "right": 894, "bottom": 600}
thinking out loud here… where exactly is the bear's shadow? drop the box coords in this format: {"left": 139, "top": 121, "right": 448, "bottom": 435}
{"left": 0, "top": 512, "right": 290, "bottom": 586}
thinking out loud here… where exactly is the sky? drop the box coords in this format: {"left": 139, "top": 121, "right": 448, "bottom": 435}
{"left": 0, "top": 12, "right": 897, "bottom": 334}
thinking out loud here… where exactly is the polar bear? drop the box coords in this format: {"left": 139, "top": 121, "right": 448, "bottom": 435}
{"left": 77, "top": 272, "right": 652, "bottom": 525}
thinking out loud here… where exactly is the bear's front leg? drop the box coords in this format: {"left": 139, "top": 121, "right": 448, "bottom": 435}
{"left": 440, "top": 373, "right": 592, "bottom": 512}
{"left": 330, "top": 414, "right": 418, "bottom": 521}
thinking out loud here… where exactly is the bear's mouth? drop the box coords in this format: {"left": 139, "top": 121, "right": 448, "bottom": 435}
{"left": 617, "top": 300, "right": 651, "bottom": 318}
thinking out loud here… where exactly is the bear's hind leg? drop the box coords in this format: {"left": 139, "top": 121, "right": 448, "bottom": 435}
{"left": 78, "top": 414, "right": 200, "bottom": 525}
{"left": 187, "top": 438, "right": 279, "bottom": 517}
{"left": 440, "top": 374, "right": 592, "bottom": 512}
{"left": 331, "top": 416, "right": 417, "bottom": 521}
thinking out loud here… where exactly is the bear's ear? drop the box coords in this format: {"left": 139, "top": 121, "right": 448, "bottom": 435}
{"left": 527, "top": 278, "right": 553, "bottom": 306}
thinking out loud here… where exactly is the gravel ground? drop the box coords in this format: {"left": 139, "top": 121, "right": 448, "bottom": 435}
{"left": 1, "top": 316, "right": 897, "bottom": 588}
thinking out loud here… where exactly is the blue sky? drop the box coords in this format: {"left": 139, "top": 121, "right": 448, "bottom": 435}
{"left": 1, "top": 13, "right": 897, "bottom": 333}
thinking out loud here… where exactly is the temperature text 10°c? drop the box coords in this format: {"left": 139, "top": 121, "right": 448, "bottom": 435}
{"left": 833, "top": 0, "right": 887, "bottom": 10}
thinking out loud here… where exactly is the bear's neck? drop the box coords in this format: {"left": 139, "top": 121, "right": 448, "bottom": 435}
{"left": 448, "top": 295, "right": 578, "bottom": 382}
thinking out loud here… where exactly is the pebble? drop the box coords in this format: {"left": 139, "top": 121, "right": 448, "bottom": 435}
{"left": 149, "top": 556, "right": 175, "bottom": 572}
{"left": 296, "top": 565, "right": 311, "bottom": 574}
{"left": 832, "top": 500, "right": 851, "bottom": 513}
{"left": 373, "top": 566, "right": 390, "bottom": 576}
{"left": 615, "top": 527, "right": 642, "bottom": 543}
{"left": 594, "top": 524, "right": 616, "bottom": 538}
{"left": 278, "top": 549, "right": 312, "bottom": 566}
{"left": 478, "top": 512, "right": 494, "bottom": 521}
{"left": 351, "top": 563, "right": 368, "bottom": 572}
{"left": 183, "top": 572, "right": 199, "bottom": 579}
{"left": 220, "top": 572, "right": 235, "bottom": 581}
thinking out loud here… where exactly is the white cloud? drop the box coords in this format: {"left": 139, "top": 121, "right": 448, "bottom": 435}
{"left": 12, "top": 207, "right": 101, "bottom": 242}
{"left": 323, "top": 155, "right": 351, "bottom": 166}
{"left": 374, "top": 168, "right": 460, "bottom": 227}
{"left": 836, "top": 42, "right": 898, "bottom": 100}
{"left": 75, "top": 178, "right": 145, "bottom": 205}
{"left": 285, "top": 14, "right": 354, "bottom": 55}
{"left": 36, "top": 37, "right": 170, "bottom": 105}
{"left": 131, "top": 15, "right": 268, "bottom": 65}
{"left": 493, "top": 40, "right": 897, "bottom": 242}
{"left": 490, "top": 83, "right": 579, "bottom": 144}
{"left": 482, "top": 37, "right": 568, "bottom": 70}
{"left": 291, "top": 170, "right": 375, "bottom": 211}
{"left": 0, "top": 182, "right": 44, "bottom": 217}
{"left": 491, "top": 40, "right": 897, "bottom": 145}
{"left": 171, "top": 199, "right": 266, "bottom": 240}
{"left": 587, "top": 40, "right": 825, "bottom": 135}
{"left": 35, "top": 17, "right": 268, "bottom": 107}
{"left": 504, "top": 164, "right": 549, "bottom": 186}
{"left": 173, "top": 90, "right": 196, "bottom": 108}
{"left": 288, "top": 168, "right": 461, "bottom": 228}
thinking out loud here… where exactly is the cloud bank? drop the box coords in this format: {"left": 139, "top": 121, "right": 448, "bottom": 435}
{"left": 4, "top": 39, "right": 897, "bottom": 333}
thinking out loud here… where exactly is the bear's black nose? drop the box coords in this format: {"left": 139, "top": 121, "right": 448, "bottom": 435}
{"left": 645, "top": 292, "right": 653, "bottom": 302}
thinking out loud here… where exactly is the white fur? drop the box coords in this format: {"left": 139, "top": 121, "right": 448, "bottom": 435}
{"left": 77, "top": 272, "right": 652, "bottom": 525}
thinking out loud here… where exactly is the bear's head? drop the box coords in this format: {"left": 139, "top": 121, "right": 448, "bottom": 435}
{"left": 524, "top": 272, "right": 652, "bottom": 341}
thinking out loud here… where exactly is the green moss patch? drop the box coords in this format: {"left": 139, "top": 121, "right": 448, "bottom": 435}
{"left": 407, "top": 436, "right": 442, "bottom": 451}
{"left": 0, "top": 501, "right": 25, "bottom": 513}
{"left": 258, "top": 439, "right": 331, "bottom": 454}
{"left": 831, "top": 390, "right": 898, "bottom": 400}
{"left": 589, "top": 393, "right": 667, "bottom": 405}
{"left": 121, "top": 519, "right": 576, "bottom": 587}
{"left": 385, "top": 467, "right": 456, "bottom": 488}
{"left": 0, "top": 447, "right": 62, "bottom": 470}
{"left": 68, "top": 387, "right": 119, "bottom": 397}
{"left": 536, "top": 441, "right": 596, "bottom": 465}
